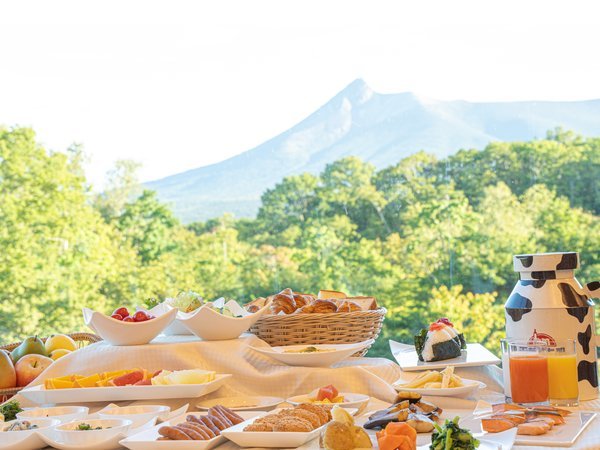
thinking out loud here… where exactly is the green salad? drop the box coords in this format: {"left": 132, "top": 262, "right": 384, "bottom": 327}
{"left": 165, "top": 290, "right": 204, "bottom": 313}
{"left": 430, "top": 417, "right": 479, "bottom": 450}
{"left": 0, "top": 400, "right": 23, "bottom": 422}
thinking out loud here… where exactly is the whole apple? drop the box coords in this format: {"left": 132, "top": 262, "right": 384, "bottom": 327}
{"left": 0, "top": 349, "right": 16, "bottom": 389}
{"left": 15, "top": 354, "right": 53, "bottom": 387}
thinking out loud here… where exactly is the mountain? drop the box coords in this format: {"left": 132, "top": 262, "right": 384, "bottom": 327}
{"left": 146, "top": 79, "right": 600, "bottom": 223}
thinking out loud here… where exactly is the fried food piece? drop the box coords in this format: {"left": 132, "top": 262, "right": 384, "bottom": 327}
{"left": 196, "top": 415, "right": 221, "bottom": 435}
{"left": 158, "top": 426, "right": 192, "bottom": 440}
{"left": 244, "top": 422, "right": 274, "bottom": 432}
{"left": 279, "top": 408, "right": 321, "bottom": 429}
{"left": 273, "top": 417, "right": 313, "bottom": 432}
{"left": 208, "top": 406, "right": 234, "bottom": 427}
{"left": 181, "top": 421, "right": 215, "bottom": 439}
{"left": 297, "top": 403, "right": 331, "bottom": 425}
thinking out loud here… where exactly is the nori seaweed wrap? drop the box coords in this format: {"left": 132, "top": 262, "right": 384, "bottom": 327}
{"left": 414, "top": 318, "right": 466, "bottom": 362}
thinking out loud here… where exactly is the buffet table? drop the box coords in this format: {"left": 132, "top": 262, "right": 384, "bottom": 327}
{"left": 13, "top": 334, "right": 600, "bottom": 450}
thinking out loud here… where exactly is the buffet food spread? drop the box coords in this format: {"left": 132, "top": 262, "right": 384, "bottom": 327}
{"left": 0, "top": 278, "right": 599, "bottom": 450}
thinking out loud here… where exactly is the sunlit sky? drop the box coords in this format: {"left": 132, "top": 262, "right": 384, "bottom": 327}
{"left": 1, "top": 0, "right": 600, "bottom": 188}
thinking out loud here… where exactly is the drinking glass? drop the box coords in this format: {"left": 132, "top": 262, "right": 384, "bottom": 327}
{"left": 547, "top": 340, "right": 579, "bottom": 406}
{"left": 500, "top": 339, "right": 512, "bottom": 400}
{"left": 508, "top": 340, "right": 549, "bottom": 405}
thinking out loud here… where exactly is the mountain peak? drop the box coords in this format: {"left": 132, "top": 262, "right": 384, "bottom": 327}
{"left": 338, "top": 78, "right": 374, "bottom": 105}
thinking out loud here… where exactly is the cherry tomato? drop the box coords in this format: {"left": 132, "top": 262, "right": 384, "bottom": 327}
{"left": 133, "top": 310, "right": 150, "bottom": 322}
{"left": 122, "top": 316, "right": 135, "bottom": 322}
{"left": 111, "top": 314, "right": 123, "bottom": 321}
{"left": 113, "top": 307, "right": 129, "bottom": 318}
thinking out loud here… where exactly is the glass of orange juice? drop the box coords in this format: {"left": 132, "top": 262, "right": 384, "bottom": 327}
{"left": 508, "top": 340, "right": 549, "bottom": 405}
{"left": 547, "top": 340, "right": 579, "bottom": 406}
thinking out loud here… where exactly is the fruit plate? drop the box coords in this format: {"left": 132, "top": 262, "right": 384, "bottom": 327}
{"left": 82, "top": 307, "right": 177, "bottom": 346}
{"left": 19, "top": 374, "right": 231, "bottom": 404}
{"left": 119, "top": 411, "right": 262, "bottom": 450}
{"left": 392, "top": 377, "right": 486, "bottom": 397}
{"left": 286, "top": 392, "right": 370, "bottom": 411}
{"left": 249, "top": 340, "right": 374, "bottom": 367}
{"left": 195, "top": 395, "right": 284, "bottom": 411}
{"left": 389, "top": 340, "right": 500, "bottom": 371}
{"left": 220, "top": 410, "right": 327, "bottom": 448}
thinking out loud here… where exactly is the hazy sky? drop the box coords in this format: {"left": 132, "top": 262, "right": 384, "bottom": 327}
{"left": 1, "top": 0, "right": 600, "bottom": 188}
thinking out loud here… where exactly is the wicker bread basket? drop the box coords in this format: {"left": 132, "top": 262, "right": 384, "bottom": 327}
{"left": 249, "top": 308, "right": 386, "bottom": 356}
{"left": 0, "top": 332, "right": 102, "bottom": 402}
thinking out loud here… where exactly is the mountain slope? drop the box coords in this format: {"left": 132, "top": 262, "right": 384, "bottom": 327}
{"left": 146, "top": 79, "right": 600, "bottom": 222}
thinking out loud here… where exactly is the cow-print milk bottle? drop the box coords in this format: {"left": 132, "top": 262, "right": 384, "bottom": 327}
{"left": 505, "top": 252, "right": 599, "bottom": 401}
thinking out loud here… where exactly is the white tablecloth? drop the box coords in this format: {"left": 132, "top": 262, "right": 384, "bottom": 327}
{"left": 12, "top": 334, "right": 600, "bottom": 449}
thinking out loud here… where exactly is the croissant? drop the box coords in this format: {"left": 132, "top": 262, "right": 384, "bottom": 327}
{"left": 246, "top": 304, "right": 260, "bottom": 313}
{"left": 309, "top": 299, "right": 337, "bottom": 313}
{"left": 336, "top": 300, "right": 361, "bottom": 312}
{"left": 270, "top": 292, "right": 297, "bottom": 314}
{"left": 293, "top": 293, "right": 314, "bottom": 308}
{"left": 296, "top": 304, "right": 315, "bottom": 314}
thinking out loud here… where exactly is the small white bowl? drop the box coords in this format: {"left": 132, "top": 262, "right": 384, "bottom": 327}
{"left": 149, "top": 303, "right": 192, "bottom": 335}
{"left": 179, "top": 300, "right": 268, "bottom": 340}
{"left": 98, "top": 405, "right": 169, "bottom": 427}
{"left": 0, "top": 418, "right": 59, "bottom": 450}
{"left": 54, "top": 419, "right": 132, "bottom": 446}
{"left": 82, "top": 307, "right": 177, "bottom": 346}
{"left": 17, "top": 406, "right": 89, "bottom": 424}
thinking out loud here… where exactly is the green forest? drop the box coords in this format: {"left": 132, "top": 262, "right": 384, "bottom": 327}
{"left": 1, "top": 126, "right": 599, "bottom": 358}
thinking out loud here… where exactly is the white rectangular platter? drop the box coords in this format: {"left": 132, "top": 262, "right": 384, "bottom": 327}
{"left": 515, "top": 411, "right": 597, "bottom": 447}
{"left": 220, "top": 409, "right": 327, "bottom": 448}
{"left": 20, "top": 374, "right": 231, "bottom": 404}
{"left": 390, "top": 340, "right": 500, "bottom": 371}
{"left": 120, "top": 411, "right": 261, "bottom": 450}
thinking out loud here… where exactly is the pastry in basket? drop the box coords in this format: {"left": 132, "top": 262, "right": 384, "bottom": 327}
{"left": 297, "top": 299, "right": 338, "bottom": 314}
{"left": 336, "top": 301, "right": 361, "bottom": 312}
{"left": 243, "top": 404, "right": 331, "bottom": 432}
{"left": 157, "top": 405, "right": 244, "bottom": 440}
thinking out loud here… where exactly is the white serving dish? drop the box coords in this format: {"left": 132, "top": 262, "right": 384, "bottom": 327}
{"left": 220, "top": 410, "right": 327, "bottom": 448}
{"left": 149, "top": 303, "right": 192, "bottom": 335}
{"left": 178, "top": 299, "right": 269, "bottom": 340}
{"left": 0, "top": 418, "right": 60, "bottom": 450}
{"left": 82, "top": 307, "right": 177, "bottom": 346}
{"left": 54, "top": 419, "right": 132, "bottom": 446}
{"left": 286, "top": 392, "right": 370, "bottom": 411}
{"left": 17, "top": 406, "right": 89, "bottom": 424}
{"left": 393, "top": 377, "right": 486, "bottom": 397}
{"left": 249, "top": 339, "right": 373, "bottom": 367}
{"left": 119, "top": 411, "right": 262, "bottom": 450}
{"left": 99, "top": 405, "right": 170, "bottom": 428}
{"left": 196, "top": 395, "right": 284, "bottom": 411}
{"left": 19, "top": 374, "right": 231, "bottom": 404}
{"left": 389, "top": 340, "right": 501, "bottom": 371}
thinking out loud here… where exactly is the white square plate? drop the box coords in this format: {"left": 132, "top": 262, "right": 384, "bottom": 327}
{"left": 20, "top": 374, "right": 231, "bottom": 404}
{"left": 119, "top": 411, "right": 261, "bottom": 450}
{"left": 390, "top": 340, "right": 500, "bottom": 371}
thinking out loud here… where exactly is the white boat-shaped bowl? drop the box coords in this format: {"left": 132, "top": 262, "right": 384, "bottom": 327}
{"left": 0, "top": 418, "right": 60, "bottom": 450}
{"left": 82, "top": 307, "right": 177, "bottom": 346}
{"left": 17, "top": 406, "right": 89, "bottom": 424}
{"left": 178, "top": 302, "right": 269, "bottom": 340}
{"left": 99, "top": 405, "right": 169, "bottom": 428}
{"left": 149, "top": 303, "right": 192, "bottom": 335}
{"left": 54, "top": 419, "right": 132, "bottom": 446}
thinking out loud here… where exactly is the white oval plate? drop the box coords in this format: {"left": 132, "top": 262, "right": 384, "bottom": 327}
{"left": 393, "top": 377, "right": 486, "bottom": 397}
{"left": 249, "top": 339, "right": 373, "bottom": 367}
{"left": 196, "top": 395, "right": 284, "bottom": 411}
{"left": 286, "top": 392, "right": 369, "bottom": 411}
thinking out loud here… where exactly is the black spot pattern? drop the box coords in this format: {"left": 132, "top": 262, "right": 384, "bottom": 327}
{"left": 556, "top": 253, "right": 578, "bottom": 270}
{"left": 578, "top": 325, "right": 593, "bottom": 355}
{"left": 587, "top": 281, "right": 600, "bottom": 292}
{"left": 531, "top": 271, "right": 557, "bottom": 280}
{"left": 567, "top": 307, "right": 589, "bottom": 324}
{"left": 578, "top": 360, "right": 599, "bottom": 388}
{"left": 519, "top": 280, "right": 546, "bottom": 288}
{"left": 506, "top": 293, "right": 533, "bottom": 322}
{"left": 558, "top": 282, "right": 590, "bottom": 307}
{"left": 517, "top": 255, "right": 534, "bottom": 267}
